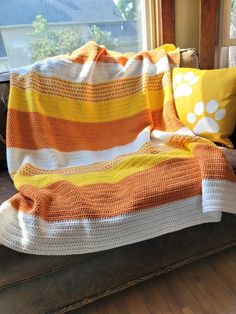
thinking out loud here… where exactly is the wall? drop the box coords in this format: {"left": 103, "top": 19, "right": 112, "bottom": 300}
{"left": 175, "top": 0, "right": 199, "bottom": 50}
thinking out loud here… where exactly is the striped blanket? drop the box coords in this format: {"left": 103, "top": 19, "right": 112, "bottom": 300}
{"left": 1, "top": 42, "right": 236, "bottom": 255}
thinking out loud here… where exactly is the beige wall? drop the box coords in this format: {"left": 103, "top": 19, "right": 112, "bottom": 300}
{"left": 175, "top": 0, "right": 199, "bottom": 50}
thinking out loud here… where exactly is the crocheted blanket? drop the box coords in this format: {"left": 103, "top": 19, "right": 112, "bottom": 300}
{"left": 1, "top": 42, "right": 236, "bottom": 255}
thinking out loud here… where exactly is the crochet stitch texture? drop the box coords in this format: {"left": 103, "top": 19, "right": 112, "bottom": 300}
{"left": 0, "top": 42, "right": 236, "bottom": 255}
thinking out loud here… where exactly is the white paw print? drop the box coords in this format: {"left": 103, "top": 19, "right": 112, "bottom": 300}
{"left": 173, "top": 71, "right": 199, "bottom": 98}
{"left": 187, "top": 100, "right": 226, "bottom": 134}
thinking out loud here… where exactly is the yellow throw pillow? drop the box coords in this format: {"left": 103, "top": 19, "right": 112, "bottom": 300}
{"left": 172, "top": 67, "right": 236, "bottom": 148}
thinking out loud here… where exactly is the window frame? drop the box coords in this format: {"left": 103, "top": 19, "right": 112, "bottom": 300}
{"left": 199, "top": 0, "right": 219, "bottom": 69}
{"left": 220, "top": 0, "right": 236, "bottom": 46}
{"left": 141, "top": 0, "right": 161, "bottom": 50}
{"left": 217, "top": 0, "right": 236, "bottom": 68}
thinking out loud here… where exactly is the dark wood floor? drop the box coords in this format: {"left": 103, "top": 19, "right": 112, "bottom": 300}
{"left": 69, "top": 247, "right": 236, "bottom": 314}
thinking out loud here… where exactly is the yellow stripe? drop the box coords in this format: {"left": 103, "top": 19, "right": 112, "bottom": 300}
{"left": 9, "top": 86, "right": 170, "bottom": 123}
{"left": 14, "top": 148, "right": 193, "bottom": 189}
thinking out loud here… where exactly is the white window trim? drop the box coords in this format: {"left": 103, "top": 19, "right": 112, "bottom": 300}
{"left": 141, "top": 0, "right": 162, "bottom": 50}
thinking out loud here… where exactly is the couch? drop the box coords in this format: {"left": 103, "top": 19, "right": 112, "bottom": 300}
{"left": 0, "top": 49, "right": 235, "bottom": 314}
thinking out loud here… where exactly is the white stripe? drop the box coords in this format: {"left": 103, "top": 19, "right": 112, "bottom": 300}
{"left": 151, "top": 127, "right": 195, "bottom": 146}
{"left": 0, "top": 196, "right": 221, "bottom": 255}
{"left": 11, "top": 56, "right": 170, "bottom": 84}
{"left": 202, "top": 179, "right": 236, "bottom": 214}
{"left": 7, "top": 128, "right": 150, "bottom": 173}
{"left": 220, "top": 147, "right": 236, "bottom": 168}
{"left": 152, "top": 130, "right": 236, "bottom": 168}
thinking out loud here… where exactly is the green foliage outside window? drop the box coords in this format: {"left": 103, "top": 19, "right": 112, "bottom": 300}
{"left": 29, "top": 15, "right": 118, "bottom": 62}
{"left": 116, "top": 0, "right": 138, "bottom": 20}
{"left": 89, "top": 25, "right": 118, "bottom": 49}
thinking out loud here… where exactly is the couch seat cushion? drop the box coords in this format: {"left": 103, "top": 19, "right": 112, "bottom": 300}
{"left": 0, "top": 170, "right": 99, "bottom": 289}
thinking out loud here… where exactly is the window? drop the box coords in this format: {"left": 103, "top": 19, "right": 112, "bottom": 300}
{"left": 219, "top": 0, "right": 236, "bottom": 67}
{"left": 0, "top": 0, "right": 160, "bottom": 73}
{"left": 0, "top": 33, "right": 9, "bottom": 72}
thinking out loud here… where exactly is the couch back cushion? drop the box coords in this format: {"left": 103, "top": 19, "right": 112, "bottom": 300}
{"left": 0, "top": 82, "right": 9, "bottom": 168}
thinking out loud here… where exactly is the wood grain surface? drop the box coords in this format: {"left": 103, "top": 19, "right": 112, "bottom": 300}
{"left": 73, "top": 247, "right": 236, "bottom": 314}
{"left": 199, "top": 0, "right": 219, "bottom": 69}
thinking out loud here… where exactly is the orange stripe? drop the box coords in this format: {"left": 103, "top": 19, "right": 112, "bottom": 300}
{"left": 152, "top": 109, "right": 166, "bottom": 131}
{"left": 152, "top": 101, "right": 184, "bottom": 132}
{"left": 69, "top": 43, "right": 167, "bottom": 65}
{"left": 10, "top": 158, "right": 202, "bottom": 221}
{"left": 64, "top": 51, "right": 169, "bottom": 66}
{"left": 167, "top": 49, "right": 180, "bottom": 66}
{"left": 73, "top": 54, "right": 128, "bottom": 66}
{"left": 133, "top": 50, "right": 167, "bottom": 63}
{"left": 7, "top": 109, "right": 151, "bottom": 151}
{"left": 163, "top": 100, "right": 184, "bottom": 131}
{"left": 193, "top": 144, "right": 236, "bottom": 182}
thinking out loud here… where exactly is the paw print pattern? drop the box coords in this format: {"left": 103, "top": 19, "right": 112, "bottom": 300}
{"left": 187, "top": 100, "right": 226, "bottom": 134}
{"left": 173, "top": 71, "right": 199, "bottom": 98}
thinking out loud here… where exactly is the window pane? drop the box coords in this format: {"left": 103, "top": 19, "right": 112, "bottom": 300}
{"left": 228, "top": 45, "right": 236, "bottom": 66}
{"left": 230, "top": 0, "right": 236, "bottom": 38}
{"left": 0, "top": 0, "right": 143, "bottom": 72}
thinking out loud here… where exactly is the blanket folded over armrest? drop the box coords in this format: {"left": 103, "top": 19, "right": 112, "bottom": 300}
{"left": 0, "top": 42, "right": 236, "bottom": 255}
